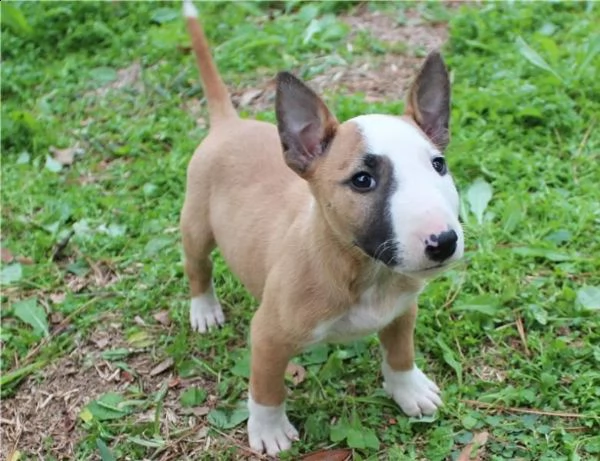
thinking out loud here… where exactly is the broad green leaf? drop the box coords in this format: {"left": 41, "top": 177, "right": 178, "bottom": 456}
{"left": 13, "top": 299, "right": 49, "bottom": 337}
{"left": 512, "top": 247, "right": 577, "bottom": 262}
{"left": 96, "top": 439, "right": 116, "bottom": 461}
{"left": 101, "top": 348, "right": 132, "bottom": 361}
{"left": 207, "top": 409, "right": 229, "bottom": 429}
{"left": 516, "top": 36, "right": 562, "bottom": 81}
{"left": 89, "top": 67, "right": 118, "bottom": 85}
{"left": 408, "top": 413, "right": 437, "bottom": 424}
{"left": 319, "top": 351, "right": 343, "bottom": 381}
{"left": 84, "top": 393, "right": 128, "bottom": 421}
{"left": 528, "top": 304, "right": 548, "bottom": 325}
{"left": 180, "top": 387, "right": 207, "bottom": 407}
{"left": 127, "top": 436, "right": 165, "bottom": 448}
{"left": 346, "top": 428, "right": 366, "bottom": 449}
{"left": 228, "top": 406, "right": 250, "bottom": 428}
{"left": 330, "top": 417, "right": 350, "bottom": 443}
{"left": 1, "top": 263, "right": 22, "bottom": 285}
{"left": 151, "top": 8, "right": 179, "bottom": 24}
{"left": 144, "top": 238, "right": 171, "bottom": 257}
{"left": 231, "top": 352, "right": 251, "bottom": 378}
{"left": 127, "top": 330, "right": 154, "bottom": 348}
{"left": 435, "top": 337, "right": 462, "bottom": 385}
{"left": 45, "top": 155, "right": 63, "bottom": 173}
{"left": 0, "top": 4, "right": 32, "bottom": 36}
{"left": 452, "top": 296, "right": 501, "bottom": 316}
{"left": 466, "top": 177, "right": 493, "bottom": 225}
{"left": 577, "top": 286, "right": 600, "bottom": 311}
{"left": 362, "top": 428, "right": 380, "bottom": 450}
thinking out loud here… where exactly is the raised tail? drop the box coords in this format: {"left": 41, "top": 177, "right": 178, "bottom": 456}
{"left": 183, "top": 0, "right": 237, "bottom": 124}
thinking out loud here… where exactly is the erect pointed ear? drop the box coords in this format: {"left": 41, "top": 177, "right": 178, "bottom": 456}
{"left": 275, "top": 72, "right": 338, "bottom": 177}
{"left": 405, "top": 51, "right": 451, "bottom": 151}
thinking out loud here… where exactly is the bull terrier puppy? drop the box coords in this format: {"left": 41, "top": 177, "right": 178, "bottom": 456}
{"left": 180, "top": 0, "right": 464, "bottom": 455}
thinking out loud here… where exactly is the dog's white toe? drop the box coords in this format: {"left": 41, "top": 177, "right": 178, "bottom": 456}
{"left": 190, "top": 294, "right": 225, "bottom": 333}
{"left": 247, "top": 397, "right": 299, "bottom": 456}
{"left": 382, "top": 363, "right": 442, "bottom": 417}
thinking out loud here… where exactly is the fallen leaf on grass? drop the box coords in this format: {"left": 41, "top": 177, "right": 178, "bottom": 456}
{"left": 50, "top": 145, "right": 83, "bottom": 166}
{"left": 13, "top": 298, "right": 49, "bottom": 337}
{"left": 153, "top": 310, "right": 171, "bottom": 326}
{"left": 149, "top": 358, "right": 174, "bottom": 377}
{"left": 237, "top": 88, "right": 263, "bottom": 107}
{"left": 301, "top": 448, "right": 353, "bottom": 461}
{"left": 50, "top": 312, "right": 65, "bottom": 324}
{"left": 134, "top": 315, "right": 146, "bottom": 326}
{"left": 457, "top": 431, "right": 489, "bottom": 461}
{"left": 286, "top": 362, "right": 306, "bottom": 385}
{"left": 1, "top": 263, "right": 22, "bottom": 284}
{"left": 193, "top": 406, "right": 211, "bottom": 417}
{"left": 1, "top": 247, "right": 14, "bottom": 263}
{"left": 49, "top": 293, "right": 66, "bottom": 304}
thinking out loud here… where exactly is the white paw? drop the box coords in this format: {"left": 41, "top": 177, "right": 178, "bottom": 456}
{"left": 382, "top": 363, "right": 442, "bottom": 417}
{"left": 190, "top": 294, "right": 225, "bottom": 333}
{"left": 247, "top": 396, "right": 299, "bottom": 456}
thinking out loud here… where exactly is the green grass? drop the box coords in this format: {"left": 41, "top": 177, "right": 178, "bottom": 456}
{"left": 1, "top": 1, "right": 599, "bottom": 460}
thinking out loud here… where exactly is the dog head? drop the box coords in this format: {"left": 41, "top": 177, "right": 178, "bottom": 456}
{"left": 275, "top": 52, "right": 463, "bottom": 278}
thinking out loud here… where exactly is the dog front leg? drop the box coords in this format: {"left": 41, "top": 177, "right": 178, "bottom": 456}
{"left": 247, "top": 307, "right": 299, "bottom": 456}
{"left": 378, "top": 304, "right": 442, "bottom": 417}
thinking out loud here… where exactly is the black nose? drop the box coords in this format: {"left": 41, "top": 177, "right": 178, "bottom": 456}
{"left": 425, "top": 230, "right": 458, "bottom": 263}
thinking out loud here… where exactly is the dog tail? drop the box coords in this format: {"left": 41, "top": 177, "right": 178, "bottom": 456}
{"left": 183, "top": 0, "right": 237, "bottom": 124}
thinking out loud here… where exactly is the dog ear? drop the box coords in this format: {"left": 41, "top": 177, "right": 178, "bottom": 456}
{"left": 275, "top": 72, "right": 338, "bottom": 177}
{"left": 405, "top": 51, "right": 451, "bottom": 150}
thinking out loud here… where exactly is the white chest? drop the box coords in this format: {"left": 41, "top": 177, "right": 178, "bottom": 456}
{"left": 311, "top": 288, "right": 417, "bottom": 344}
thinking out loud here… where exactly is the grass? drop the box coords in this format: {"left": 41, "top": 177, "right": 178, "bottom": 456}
{"left": 1, "top": 0, "right": 599, "bottom": 460}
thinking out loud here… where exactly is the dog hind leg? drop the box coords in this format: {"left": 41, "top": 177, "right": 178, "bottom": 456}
{"left": 181, "top": 200, "right": 225, "bottom": 333}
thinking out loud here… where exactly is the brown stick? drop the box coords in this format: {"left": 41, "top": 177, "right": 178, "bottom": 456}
{"left": 462, "top": 399, "right": 586, "bottom": 419}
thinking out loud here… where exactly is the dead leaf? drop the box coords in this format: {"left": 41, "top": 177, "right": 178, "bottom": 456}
{"left": 153, "top": 310, "right": 171, "bottom": 326}
{"left": 285, "top": 362, "right": 306, "bottom": 386}
{"left": 91, "top": 335, "right": 110, "bottom": 349}
{"left": 149, "top": 357, "right": 174, "bottom": 377}
{"left": 50, "top": 145, "right": 84, "bottom": 166}
{"left": 301, "top": 448, "right": 353, "bottom": 461}
{"left": 193, "top": 406, "right": 210, "bottom": 417}
{"left": 1, "top": 247, "right": 14, "bottom": 263}
{"left": 49, "top": 293, "right": 66, "bottom": 304}
{"left": 50, "top": 312, "right": 65, "bottom": 324}
{"left": 16, "top": 256, "right": 34, "bottom": 265}
{"left": 457, "top": 431, "right": 489, "bottom": 461}
{"left": 238, "top": 88, "right": 263, "bottom": 107}
{"left": 134, "top": 315, "right": 146, "bottom": 326}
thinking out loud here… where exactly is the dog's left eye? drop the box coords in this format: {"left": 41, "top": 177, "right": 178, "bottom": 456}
{"left": 432, "top": 156, "right": 447, "bottom": 175}
{"left": 350, "top": 172, "right": 377, "bottom": 192}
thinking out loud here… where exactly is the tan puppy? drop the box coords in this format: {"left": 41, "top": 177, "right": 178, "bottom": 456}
{"left": 180, "top": 0, "right": 464, "bottom": 455}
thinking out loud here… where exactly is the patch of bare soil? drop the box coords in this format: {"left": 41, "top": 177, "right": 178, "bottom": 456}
{"left": 184, "top": 5, "right": 450, "bottom": 121}
{"left": 0, "top": 321, "right": 222, "bottom": 461}
{"left": 313, "top": 6, "right": 448, "bottom": 103}
{"left": 86, "top": 61, "right": 143, "bottom": 98}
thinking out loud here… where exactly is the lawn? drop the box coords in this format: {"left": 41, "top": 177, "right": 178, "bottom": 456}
{"left": 1, "top": 1, "right": 599, "bottom": 460}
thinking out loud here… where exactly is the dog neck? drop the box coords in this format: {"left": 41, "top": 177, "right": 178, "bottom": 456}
{"left": 302, "top": 196, "right": 424, "bottom": 304}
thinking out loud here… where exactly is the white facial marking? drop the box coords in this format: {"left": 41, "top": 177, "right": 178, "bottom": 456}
{"left": 247, "top": 395, "right": 299, "bottom": 456}
{"left": 190, "top": 288, "right": 225, "bottom": 333}
{"left": 382, "top": 361, "right": 442, "bottom": 417}
{"left": 351, "top": 114, "right": 464, "bottom": 274}
{"left": 312, "top": 289, "right": 418, "bottom": 343}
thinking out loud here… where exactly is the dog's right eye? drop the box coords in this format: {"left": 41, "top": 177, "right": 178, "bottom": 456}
{"left": 350, "top": 172, "right": 377, "bottom": 192}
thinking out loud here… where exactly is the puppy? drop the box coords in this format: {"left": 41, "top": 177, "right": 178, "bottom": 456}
{"left": 180, "top": 0, "right": 464, "bottom": 455}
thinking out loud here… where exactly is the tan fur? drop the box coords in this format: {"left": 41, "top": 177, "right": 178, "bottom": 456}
{"left": 180, "top": 14, "right": 427, "bottom": 407}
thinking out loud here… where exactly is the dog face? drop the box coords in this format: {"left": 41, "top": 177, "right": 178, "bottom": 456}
{"left": 276, "top": 52, "right": 463, "bottom": 277}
